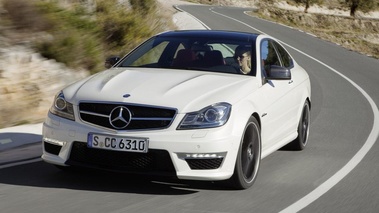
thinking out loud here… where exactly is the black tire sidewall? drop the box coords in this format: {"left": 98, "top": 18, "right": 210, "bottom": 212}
{"left": 232, "top": 116, "right": 261, "bottom": 189}
{"left": 295, "top": 101, "right": 310, "bottom": 150}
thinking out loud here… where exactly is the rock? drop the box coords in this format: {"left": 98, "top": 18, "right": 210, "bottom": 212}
{"left": 0, "top": 44, "right": 89, "bottom": 128}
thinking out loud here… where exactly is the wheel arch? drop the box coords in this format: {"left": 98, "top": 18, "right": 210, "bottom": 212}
{"left": 306, "top": 97, "right": 311, "bottom": 110}
{"left": 251, "top": 112, "right": 261, "bottom": 131}
{"left": 296, "top": 96, "right": 311, "bottom": 123}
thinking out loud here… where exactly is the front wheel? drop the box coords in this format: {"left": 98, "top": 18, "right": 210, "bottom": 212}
{"left": 230, "top": 116, "right": 261, "bottom": 189}
{"left": 288, "top": 101, "right": 310, "bottom": 150}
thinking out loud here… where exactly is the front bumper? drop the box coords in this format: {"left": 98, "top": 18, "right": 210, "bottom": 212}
{"left": 42, "top": 112, "right": 242, "bottom": 181}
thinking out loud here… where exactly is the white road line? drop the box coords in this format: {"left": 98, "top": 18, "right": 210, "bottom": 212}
{"left": 209, "top": 8, "right": 379, "bottom": 212}
{"left": 277, "top": 49, "right": 379, "bottom": 213}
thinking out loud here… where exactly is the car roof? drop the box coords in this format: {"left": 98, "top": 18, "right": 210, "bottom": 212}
{"left": 157, "top": 30, "right": 259, "bottom": 42}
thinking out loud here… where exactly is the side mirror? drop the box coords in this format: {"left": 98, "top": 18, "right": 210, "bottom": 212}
{"left": 265, "top": 65, "right": 291, "bottom": 80}
{"left": 105, "top": 56, "right": 120, "bottom": 69}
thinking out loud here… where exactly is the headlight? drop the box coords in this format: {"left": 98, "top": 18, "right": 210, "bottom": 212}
{"left": 178, "top": 102, "right": 231, "bottom": 129}
{"left": 49, "top": 91, "right": 75, "bottom": 120}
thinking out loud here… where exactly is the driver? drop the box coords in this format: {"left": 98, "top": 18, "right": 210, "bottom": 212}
{"left": 234, "top": 46, "right": 251, "bottom": 74}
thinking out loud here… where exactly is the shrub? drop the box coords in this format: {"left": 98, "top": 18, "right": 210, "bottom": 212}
{"left": 2, "top": 0, "right": 52, "bottom": 31}
{"left": 96, "top": 0, "right": 155, "bottom": 55}
{"left": 32, "top": 1, "right": 103, "bottom": 73}
{"left": 2, "top": 0, "right": 163, "bottom": 74}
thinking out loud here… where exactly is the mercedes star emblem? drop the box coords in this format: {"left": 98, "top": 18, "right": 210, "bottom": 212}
{"left": 109, "top": 106, "right": 132, "bottom": 129}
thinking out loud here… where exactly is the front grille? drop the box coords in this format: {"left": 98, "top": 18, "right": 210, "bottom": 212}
{"left": 67, "top": 142, "right": 176, "bottom": 176}
{"left": 79, "top": 102, "right": 176, "bottom": 131}
{"left": 44, "top": 142, "right": 62, "bottom": 155}
{"left": 186, "top": 158, "right": 224, "bottom": 170}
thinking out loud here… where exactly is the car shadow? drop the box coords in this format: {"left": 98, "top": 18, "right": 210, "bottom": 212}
{"left": 0, "top": 160, "right": 235, "bottom": 195}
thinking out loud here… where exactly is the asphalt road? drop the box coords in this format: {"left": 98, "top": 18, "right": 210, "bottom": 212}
{"left": 1, "top": 4, "right": 379, "bottom": 213}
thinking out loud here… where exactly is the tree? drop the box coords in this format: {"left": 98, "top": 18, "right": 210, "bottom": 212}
{"left": 345, "top": 0, "right": 377, "bottom": 17}
{"left": 294, "top": 0, "right": 323, "bottom": 13}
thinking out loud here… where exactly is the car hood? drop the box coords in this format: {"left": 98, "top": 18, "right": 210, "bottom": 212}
{"left": 63, "top": 68, "right": 259, "bottom": 113}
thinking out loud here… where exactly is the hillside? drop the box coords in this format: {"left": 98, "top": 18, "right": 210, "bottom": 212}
{"left": 194, "top": 0, "right": 379, "bottom": 59}
{"left": 258, "top": 1, "right": 379, "bottom": 59}
{"left": 0, "top": 0, "right": 174, "bottom": 128}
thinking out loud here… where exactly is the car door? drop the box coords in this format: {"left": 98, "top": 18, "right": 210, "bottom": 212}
{"left": 259, "top": 39, "right": 300, "bottom": 150}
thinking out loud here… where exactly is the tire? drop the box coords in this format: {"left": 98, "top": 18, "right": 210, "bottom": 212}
{"left": 288, "top": 101, "right": 310, "bottom": 150}
{"left": 231, "top": 116, "right": 261, "bottom": 189}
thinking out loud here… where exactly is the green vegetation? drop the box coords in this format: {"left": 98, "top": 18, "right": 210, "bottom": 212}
{"left": 1, "top": 0, "right": 166, "bottom": 74}
{"left": 256, "top": 5, "right": 379, "bottom": 59}
{"left": 292, "top": 0, "right": 323, "bottom": 13}
{"left": 288, "top": 0, "right": 379, "bottom": 16}
{"left": 344, "top": 0, "right": 379, "bottom": 16}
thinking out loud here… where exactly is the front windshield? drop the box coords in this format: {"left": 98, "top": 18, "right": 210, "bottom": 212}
{"left": 119, "top": 36, "right": 256, "bottom": 76}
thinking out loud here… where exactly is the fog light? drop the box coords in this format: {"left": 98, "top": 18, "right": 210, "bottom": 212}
{"left": 177, "top": 152, "right": 226, "bottom": 160}
{"left": 43, "top": 137, "right": 66, "bottom": 146}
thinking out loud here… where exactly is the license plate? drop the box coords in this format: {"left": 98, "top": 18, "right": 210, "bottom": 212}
{"left": 88, "top": 133, "right": 149, "bottom": 153}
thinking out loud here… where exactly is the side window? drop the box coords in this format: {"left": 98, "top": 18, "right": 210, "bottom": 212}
{"left": 261, "top": 40, "right": 281, "bottom": 77}
{"left": 273, "top": 41, "right": 294, "bottom": 68}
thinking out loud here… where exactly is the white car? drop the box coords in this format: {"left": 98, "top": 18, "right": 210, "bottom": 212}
{"left": 42, "top": 30, "right": 311, "bottom": 189}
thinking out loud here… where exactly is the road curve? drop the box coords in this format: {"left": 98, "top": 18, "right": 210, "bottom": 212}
{"left": 179, "top": 5, "right": 379, "bottom": 212}
{"left": 1, "top": 5, "right": 379, "bottom": 213}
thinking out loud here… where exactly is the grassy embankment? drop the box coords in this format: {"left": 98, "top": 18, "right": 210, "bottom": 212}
{"left": 1, "top": 0, "right": 171, "bottom": 74}
{"left": 256, "top": 2, "right": 379, "bottom": 59}
{"left": 188, "top": 0, "right": 379, "bottom": 59}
